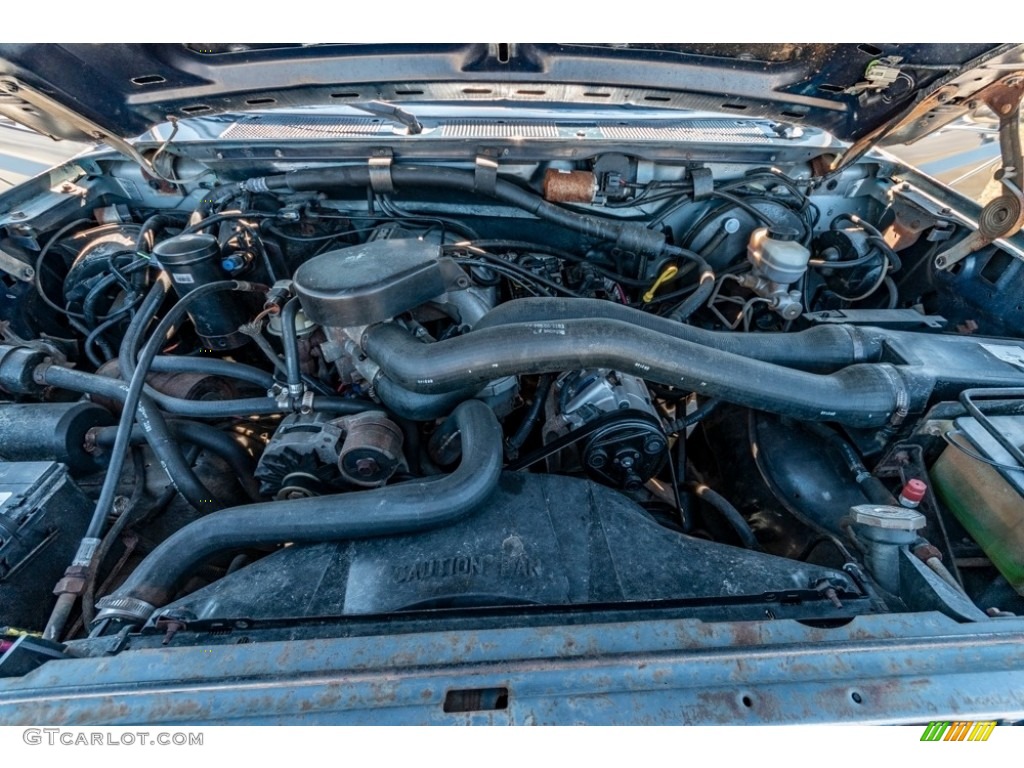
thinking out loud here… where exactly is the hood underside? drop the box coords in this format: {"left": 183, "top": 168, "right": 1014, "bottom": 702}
{"left": 0, "top": 43, "right": 1021, "bottom": 146}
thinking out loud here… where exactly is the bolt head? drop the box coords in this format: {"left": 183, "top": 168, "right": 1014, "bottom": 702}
{"left": 355, "top": 457, "right": 379, "bottom": 476}
{"left": 643, "top": 438, "right": 665, "bottom": 455}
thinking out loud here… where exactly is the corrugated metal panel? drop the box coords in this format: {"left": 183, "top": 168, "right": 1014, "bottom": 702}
{"left": 600, "top": 120, "right": 773, "bottom": 143}
{"left": 219, "top": 119, "right": 385, "bottom": 139}
{"left": 440, "top": 122, "right": 559, "bottom": 138}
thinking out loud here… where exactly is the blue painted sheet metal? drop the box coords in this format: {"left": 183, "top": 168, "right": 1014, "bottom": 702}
{"left": 1, "top": 611, "right": 1023, "bottom": 725}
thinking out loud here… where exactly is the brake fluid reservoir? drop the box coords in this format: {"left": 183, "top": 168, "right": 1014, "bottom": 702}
{"left": 747, "top": 225, "right": 810, "bottom": 284}
{"left": 930, "top": 415, "right": 1024, "bottom": 594}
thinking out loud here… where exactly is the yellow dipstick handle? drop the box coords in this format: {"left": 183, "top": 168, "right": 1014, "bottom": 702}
{"left": 642, "top": 264, "right": 679, "bottom": 303}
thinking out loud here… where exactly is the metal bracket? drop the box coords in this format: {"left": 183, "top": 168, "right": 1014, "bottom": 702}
{"left": 367, "top": 150, "right": 394, "bottom": 195}
{"left": 935, "top": 76, "right": 1024, "bottom": 271}
{"left": 0, "top": 247, "right": 33, "bottom": 282}
{"left": 804, "top": 308, "right": 947, "bottom": 330}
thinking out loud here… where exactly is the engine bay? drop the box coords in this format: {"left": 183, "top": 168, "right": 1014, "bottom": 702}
{"left": 2, "top": 126, "right": 1024, "bottom": 672}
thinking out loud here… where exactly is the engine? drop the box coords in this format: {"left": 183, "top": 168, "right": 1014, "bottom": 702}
{"left": 3, "top": 148, "right": 1024, "bottom": 663}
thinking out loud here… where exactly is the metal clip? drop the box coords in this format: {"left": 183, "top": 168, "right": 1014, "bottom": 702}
{"left": 368, "top": 151, "right": 394, "bottom": 195}
{"left": 269, "top": 383, "right": 290, "bottom": 410}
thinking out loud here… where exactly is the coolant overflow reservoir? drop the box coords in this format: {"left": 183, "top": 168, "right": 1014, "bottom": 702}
{"left": 747, "top": 225, "right": 810, "bottom": 284}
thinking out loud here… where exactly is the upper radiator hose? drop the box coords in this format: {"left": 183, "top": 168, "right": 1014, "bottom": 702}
{"left": 474, "top": 298, "right": 884, "bottom": 371}
{"left": 361, "top": 319, "right": 915, "bottom": 428}
{"left": 94, "top": 399, "right": 503, "bottom": 625}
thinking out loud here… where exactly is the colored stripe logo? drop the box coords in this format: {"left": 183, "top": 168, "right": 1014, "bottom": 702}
{"left": 920, "top": 721, "right": 996, "bottom": 741}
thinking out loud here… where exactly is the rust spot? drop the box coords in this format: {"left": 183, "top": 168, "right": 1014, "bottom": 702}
{"left": 726, "top": 621, "right": 763, "bottom": 647}
{"left": 542, "top": 169, "right": 596, "bottom": 204}
{"left": 884, "top": 220, "right": 923, "bottom": 251}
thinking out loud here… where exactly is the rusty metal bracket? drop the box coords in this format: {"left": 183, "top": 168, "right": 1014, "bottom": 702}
{"left": 935, "top": 76, "right": 1024, "bottom": 271}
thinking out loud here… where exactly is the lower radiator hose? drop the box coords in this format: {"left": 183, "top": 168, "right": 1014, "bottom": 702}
{"left": 93, "top": 400, "right": 503, "bottom": 625}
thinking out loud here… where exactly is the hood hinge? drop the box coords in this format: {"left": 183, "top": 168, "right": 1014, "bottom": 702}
{"left": 934, "top": 75, "right": 1024, "bottom": 271}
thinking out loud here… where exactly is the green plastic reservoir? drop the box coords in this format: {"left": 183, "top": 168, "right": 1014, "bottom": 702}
{"left": 930, "top": 415, "right": 1024, "bottom": 595}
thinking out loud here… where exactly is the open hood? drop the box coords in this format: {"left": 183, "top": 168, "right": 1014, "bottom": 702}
{"left": 0, "top": 43, "right": 1022, "bottom": 147}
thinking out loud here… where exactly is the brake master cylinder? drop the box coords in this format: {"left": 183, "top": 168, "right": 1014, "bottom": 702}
{"left": 740, "top": 225, "right": 810, "bottom": 320}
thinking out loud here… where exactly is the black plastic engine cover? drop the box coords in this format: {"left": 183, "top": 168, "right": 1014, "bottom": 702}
{"left": 292, "top": 239, "right": 447, "bottom": 328}
{"left": 160, "top": 473, "right": 857, "bottom": 621}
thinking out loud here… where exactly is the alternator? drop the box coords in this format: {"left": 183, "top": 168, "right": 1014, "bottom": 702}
{"left": 255, "top": 410, "right": 405, "bottom": 498}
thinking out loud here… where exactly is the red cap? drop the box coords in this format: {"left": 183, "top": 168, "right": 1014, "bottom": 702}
{"left": 900, "top": 478, "right": 927, "bottom": 504}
